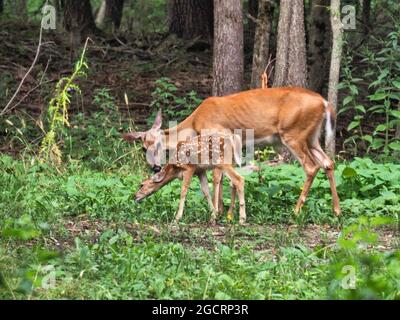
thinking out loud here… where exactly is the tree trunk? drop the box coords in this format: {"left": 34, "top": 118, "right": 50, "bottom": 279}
{"left": 248, "top": 0, "right": 259, "bottom": 40}
{"left": 251, "top": 0, "right": 274, "bottom": 89}
{"left": 63, "top": 0, "right": 97, "bottom": 43}
{"left": 96, "top": 0, "right": 124, "bottom": 30}
{"left": 326, "top": 0, "right": 343, "bottom": 156}
{"left": 0, "top": 0, "right": 3, "bottom": 14}
{"left": 14, "top": 0, "right": 27, "bottom": 17}
{"left": 96, "top": 0, "right": 107, "bottom": 26}
{"left": 273, "top": 0, "right": 307, "bottom": 88}
{"left": 361, "top": 0, "right": 371, "bottom": 34}
{"left": 213, "top": 0, "right": 244, "bottom": 96}
{"left": 307, "top": 0, "right": 331, "bottom": 93}
{"left": 167, "top": 0, "right": 213, "bottom": 40}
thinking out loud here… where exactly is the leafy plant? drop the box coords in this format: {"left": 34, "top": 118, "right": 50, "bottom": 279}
{"left": 327, "top": 217, "right": 400, "bottom": 300}
{"left": 150, "top": 77, "right": 202, "bottom": 123}
{"left": 39, "top": 40, "right": 90, "bottom": 166}
{"left": 339, "top": 25, "right": 400, "bottom": 159}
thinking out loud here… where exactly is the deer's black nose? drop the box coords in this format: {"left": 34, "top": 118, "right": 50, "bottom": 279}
{"left": 152, "top": 165, "right": 161, "bottom": 173}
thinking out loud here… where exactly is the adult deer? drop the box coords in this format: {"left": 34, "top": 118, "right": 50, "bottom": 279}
{"left": 124, "top": 87, "right": 341, "bottom": 216}
{"left": 135, "top": 133, "right": 245, "bottom": 224}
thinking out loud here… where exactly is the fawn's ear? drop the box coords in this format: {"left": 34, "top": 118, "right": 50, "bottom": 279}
{"left": 122, "top": 132, "right": 145, "bottom": 142}
{"left": 151, "top": 109, "right": 162, "bottom": 130}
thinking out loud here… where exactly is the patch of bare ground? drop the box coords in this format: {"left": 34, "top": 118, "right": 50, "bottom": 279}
{"left": 31, "top": 216, "right": 398, "bottom": 255}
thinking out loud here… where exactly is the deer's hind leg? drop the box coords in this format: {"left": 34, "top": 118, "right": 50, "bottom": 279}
{"left": 223, "top": 166, "right": 246, "bottom": 225}
{"left": 309, "top": 142, "right": 341, "bottom": 216}
{"left": 280, "top": 135, "right": 321, "bottom": 214}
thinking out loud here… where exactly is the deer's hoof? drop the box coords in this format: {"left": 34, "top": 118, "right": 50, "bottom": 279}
{"left": 334, "top": 208, "right": 341, "bottom": 216}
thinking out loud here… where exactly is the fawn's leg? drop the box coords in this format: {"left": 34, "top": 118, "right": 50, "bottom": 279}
{"left": 227, "top": 183, "right": 236, "bottom": 220}
{"left": 175, "top": 167, "right": 195, "bottom": 222}
{"left": 198, "top": 172, "right": 218, "bottom": 221}
{"left": 224, "top": 166, "right": 246, "bottom": 225}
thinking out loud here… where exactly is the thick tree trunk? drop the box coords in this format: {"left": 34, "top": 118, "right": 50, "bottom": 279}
{"left": 326, "top": 0, "right": 343, "bottom": 156}
{"left": 273, "top": 0, "right": 307, "bottom": 88}
{"left": 0, "top": 0, "right": 4, "bottom": 14}
{"left": 251, "top": 0, "right": 274, "bottom": 89}
{"left": 96, "top": 0, "right": 124, "bottom": 30}
{"left": 212, "top": 0, "right": 244, "bottom": 96}
{"left": 168, "top": 0, "right": 213, "bottom": 40}
{"left": 63, "top": 0, "right": 97, "bottom": 43}
{"left": 307, "top": 0, "right": 331, "bottom": 93}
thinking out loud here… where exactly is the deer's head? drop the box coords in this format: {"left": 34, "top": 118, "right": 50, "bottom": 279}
{"left": 135, "top": 164, "right": 181, "bottom": 202}
{"left": 123, "top": 110, "right": 164, "bottom": 173}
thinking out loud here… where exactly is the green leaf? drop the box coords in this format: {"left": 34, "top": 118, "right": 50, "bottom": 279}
{"left": 355, "top": 105, "right": 366, "bottom": 113}
{"left": 390, "top": 110, "right": 400, "bottom": 119}
{"left": 369, "top": 92, "right": 388, "bottom": 101}
{"left": 347, "top": 121, "right": 359, "bottom": 131}
{"left": 392, "top": 81, "right": 400, "bottom": 89}
{"left": 375, "top": 124, "right": 387, "bottom": 132}
{"left": 343, "top": 96, "right": 353, "bottom": 106}
{"left": 362, "top": 135, "right": 373, "bottom": 143}
{"left": 388, "top": 141, "right": 400, "bottom": 151}
{"left": 342, "top": 167, "right": 357, "bottom": 178}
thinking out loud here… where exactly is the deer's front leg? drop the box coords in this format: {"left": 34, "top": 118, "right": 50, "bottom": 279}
{"left": 198, "top": 172, "right": 218, "bottom": 222}
{"left": 212, "top": 169, "right": 223, "bottom": 214}
{"left": 175, "top": 167, "right": 195, "bottom": 223}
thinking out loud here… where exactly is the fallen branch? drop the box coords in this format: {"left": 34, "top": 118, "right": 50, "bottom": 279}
{"left": 1, "top": 23, "right": 43, "bottom": 116}
{"left": 6, "top": 57, "right": 53, "bottom": 114}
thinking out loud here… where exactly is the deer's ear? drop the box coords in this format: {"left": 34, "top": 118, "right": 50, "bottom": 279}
{"left": 151, "top": 109, "right": 162, "bottom": 130}
{"left": 122, "top": 132, "right": 145, "bottom": 142}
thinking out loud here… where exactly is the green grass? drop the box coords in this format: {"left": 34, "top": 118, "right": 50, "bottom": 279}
{"left": 0, "top": 154, "right": 399, "bottom": 300}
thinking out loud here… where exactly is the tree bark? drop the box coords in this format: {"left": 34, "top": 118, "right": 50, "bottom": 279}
{"left": 167, "top": 0, "right": 213, "bottom": 40}
{"left": 96, "top": 0, "right": 125, "bottom": 30}
{"left": 212, "top": 0, "right": 244, "bottom": 96}
{"left": 326, "top": 0, "right": 343, "bottom": 156}
{"left": 307, "top": 0, "right": 331, "bottom": 93}
{"left": 251, "top": 0, "right": 274, "bottom": 89}
{"left": 63, "top": 0, "right": 97, "bottom": 43}
{"left": 0, "top": 0, "right": 3, "bottom": 14}
{"left": 273, "top": 0, "right": 307, "bottom": 88}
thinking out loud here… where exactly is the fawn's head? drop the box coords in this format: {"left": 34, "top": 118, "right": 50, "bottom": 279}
{"left": 135, "top": 164, "right": 181, "bottom": 202}
{"left": 123, "top": 110, "right": 164, "bottom": 173}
